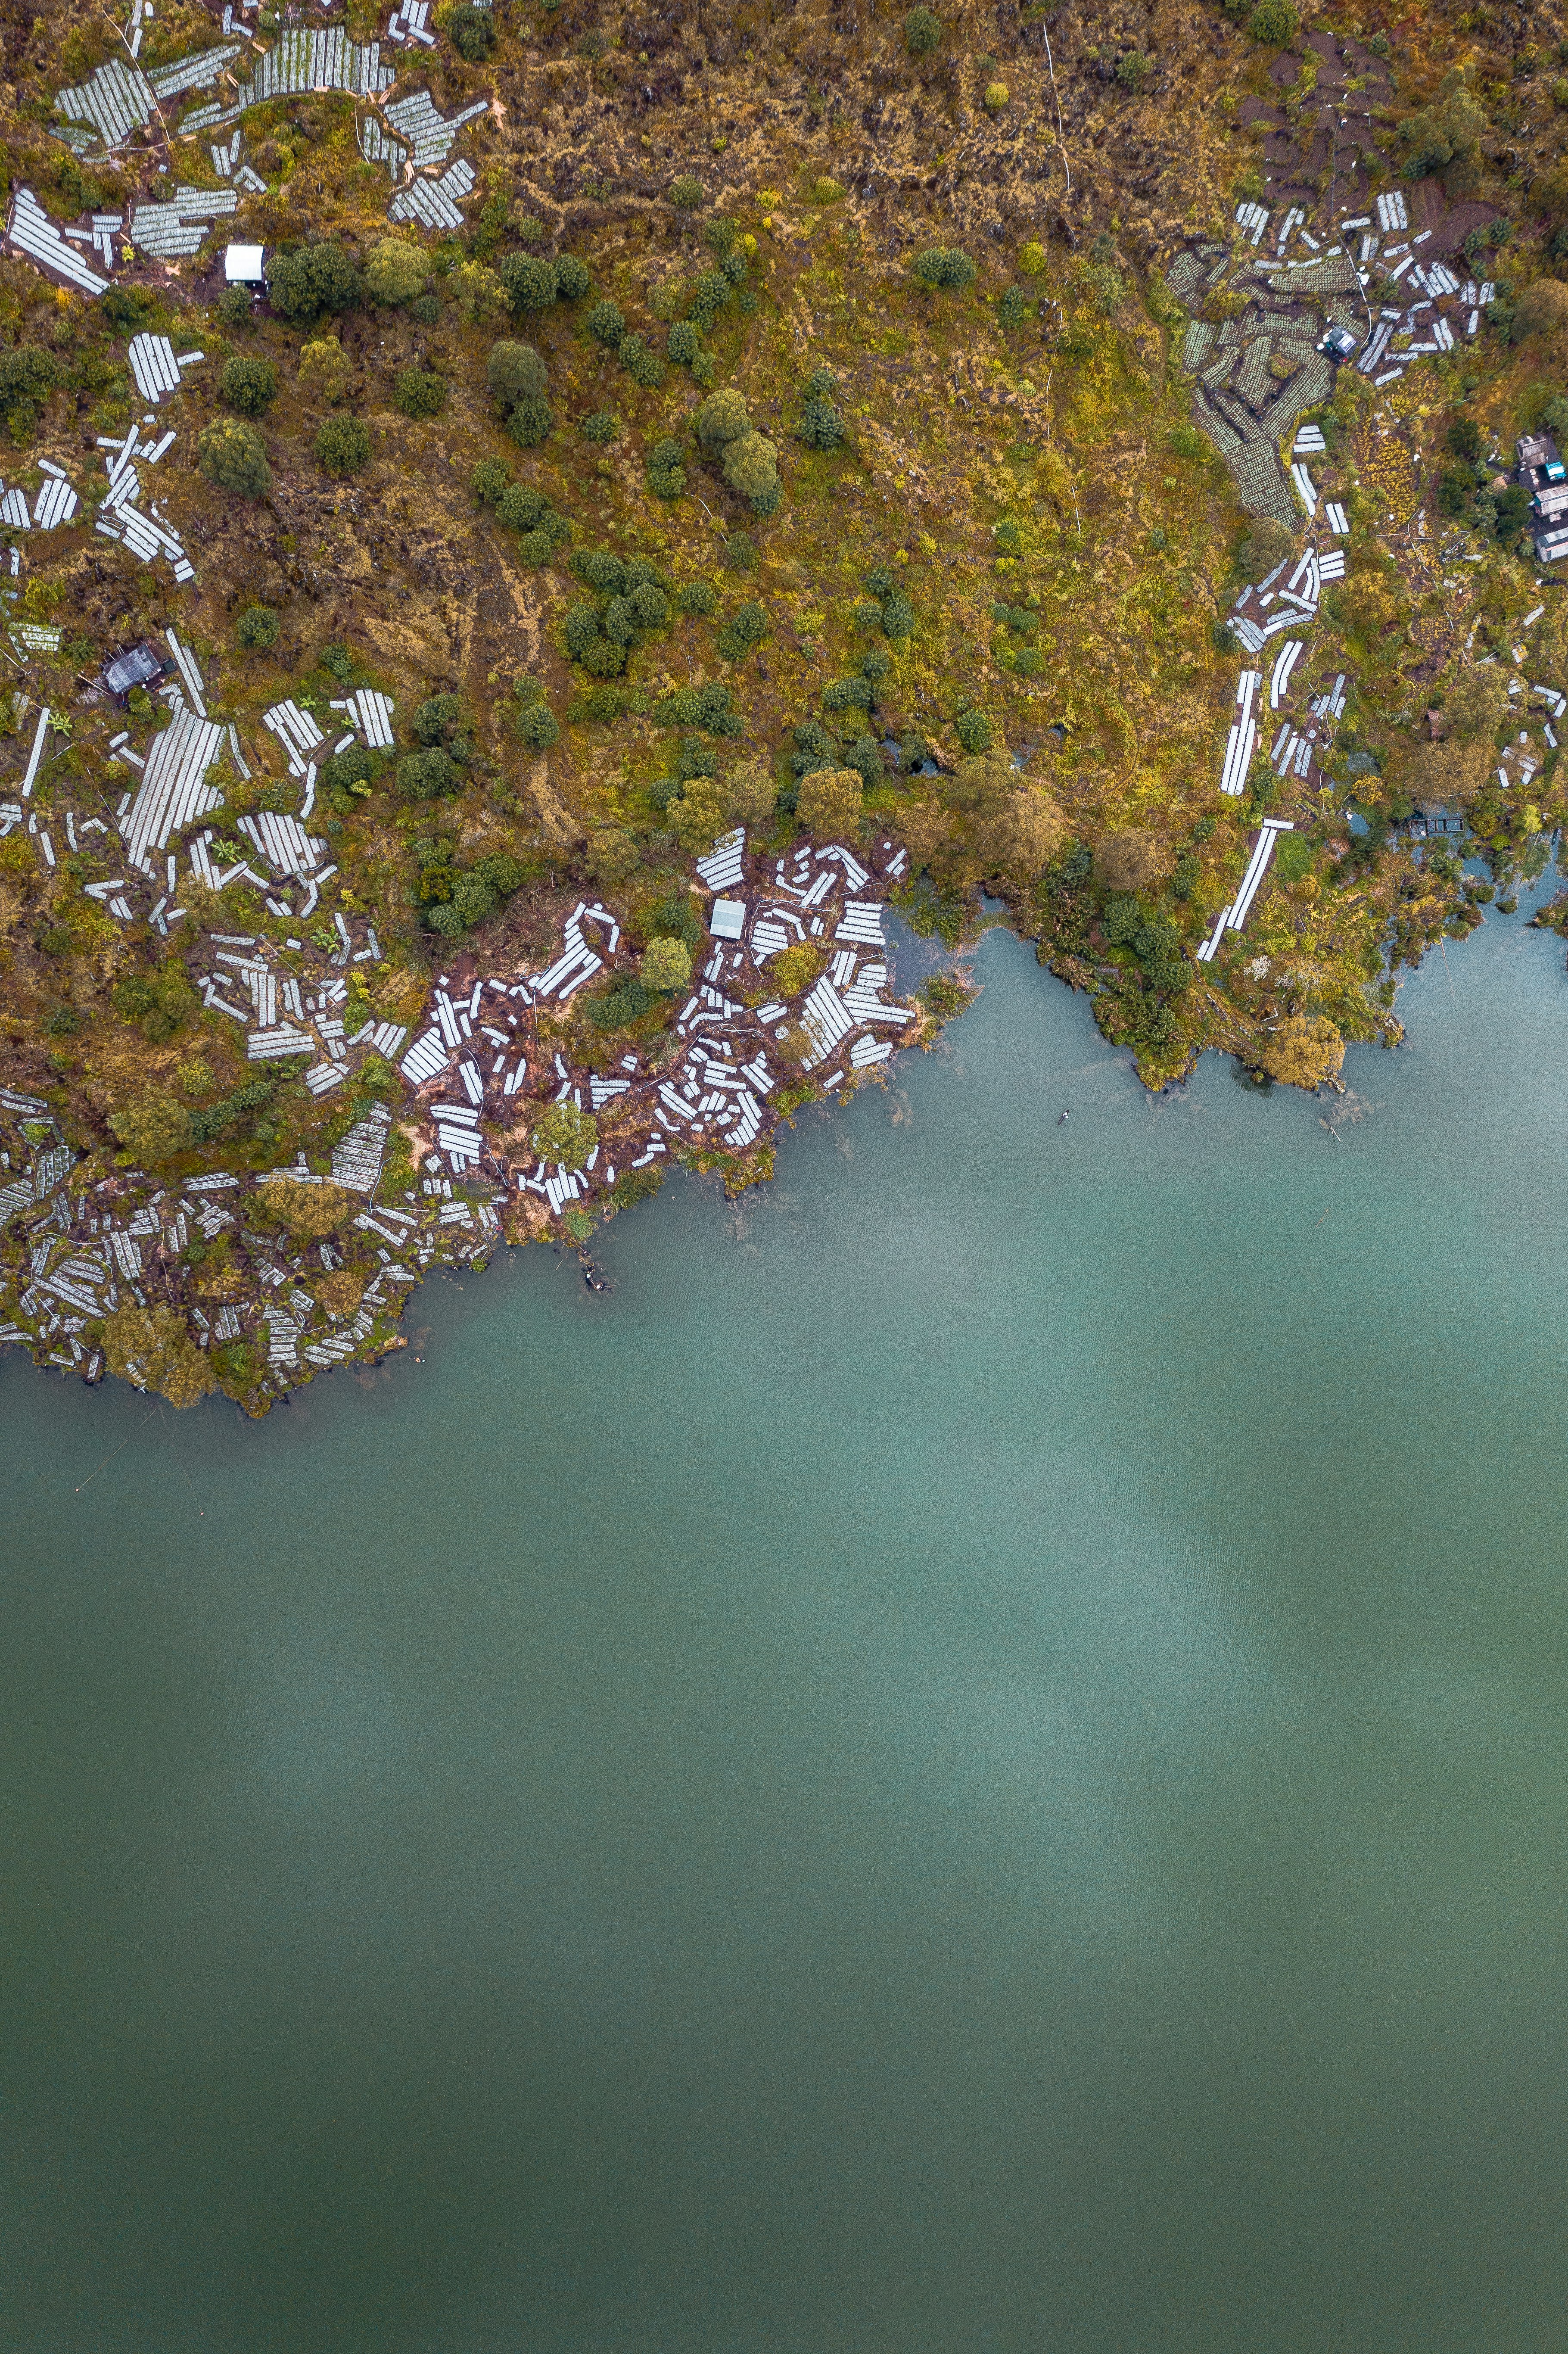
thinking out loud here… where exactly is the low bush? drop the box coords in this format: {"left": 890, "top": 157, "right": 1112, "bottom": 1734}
{"left": 363, "top": 237, "right": 426, "bottom": 306}
{"left": 717, "top": 600, "right": 767, "bottom": 661}
{"left": 955, "top": 706, "right": 993, "bottom": 753}
{"left": 500, "top": 253, "right": 559, "bottom": 313}
{"left": 646, "top": 436, "right": 687, "bottom": 498}
{"left": 669, "top": 174, "right": 704, "bottom": 210}
{"left": 581, "top": 409, "right": 619, "bottom": 442}
{"left": 618, "top": 331, "right": 665, "bottom": 388}
{"left": 904, "top": 5, "right": 941, "bottom": 53}
{"left": 533, "top": 1099, "right": 597, "bottom": 1167}
{"left": 397, "top": 746, "right": 460, "bottom": 799}
{"left": 798, "top": 364, "right": 844, "bottom": 449}
{"left": 316, "top": 414, "right": 370, "bottom": 475}
{"left": 912, "top": 246, "right": 976, "bottom": 291}
{"left": 298, "top": 336, "right": 352, "bottom": 403}
{"left": 586, "top": 299, "right": 626, "bottom": 346}
{"left": 198, "top": 416, "right": 270, "bottom": 498}
{"left": 642, "top": 934, "right": 693, "bottom": 991}
{"left": 394, "top": 367, "right": 446, "bottom": 418}
{"left": 220, "top": 355, "right": 277, "bottom": 415}
{"left": 236, "top": 604, "right": 279, "bottom": 650}
{"left": 677, "top": 579, "right": 718, "bottom": 616}
{"left": 448, "top": 1, "right": 495, "bottom": 59}
{"left": 213, "top": 285, "right": 253, "bottom": 331}
{"left": 797, "top": 766, "right": 864, "bottom": 838}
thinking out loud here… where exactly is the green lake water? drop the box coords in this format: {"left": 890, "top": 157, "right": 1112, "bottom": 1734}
{"left": 4, "top": 893, "right": 1568, "bottom": 2354}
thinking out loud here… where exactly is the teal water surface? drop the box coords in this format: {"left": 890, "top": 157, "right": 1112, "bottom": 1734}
{"left": 3, "top": 899, "right": 1568, "bottom": 2354}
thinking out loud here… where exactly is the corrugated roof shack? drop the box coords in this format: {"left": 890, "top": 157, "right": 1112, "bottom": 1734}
{"left": 1518, "top": 432, "right": 1568, "bottom": 567}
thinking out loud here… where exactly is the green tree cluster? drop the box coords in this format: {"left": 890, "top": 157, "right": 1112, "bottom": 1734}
{"left": 797, "top": 366, "right": 845, "bottom": 451}
{"left": 695, "top": 389, "right": 780, "bottom": 514}
{"left": 562, "top": 551, "right": 670, "bottom": 675}
{"left": 487, "top": 337, "right": 553, "bottom": 446}
{"left": 646, "top": 436, "right": 687, "bottom": 498}
{"left": 268, "top": 241, "right": 362, "bottom": 321}
{"left": 498, "top": 250, "right": 592, "bottom": 313}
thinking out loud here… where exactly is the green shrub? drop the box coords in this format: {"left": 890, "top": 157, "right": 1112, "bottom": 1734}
{"left": 581, "top": 409, "right": 619, "bottom": 442}
{"left": 912, "top": 246, "right": 976, "bottom": 291}
{"left": 100, "top": 284, "right": 154, "bottom": 332}
{"left": 573, "top": 548, "right": 626, "bottom": 594}
{"left": 198, "top": 416, "right": 270, "bottom": 498}
{"left": 667, "top": 318, "right": 702, "bottom": 366}
{"left": 320, "top": 744, "right": 377, "bottom": 794}
{"left": 799, "top": 365, "right": 845, "bottom": 448}
{"left": 1247, "top": 0, "right": 1297, "bottom": 41}
{"left": 585, "top": 975, "right": 651, "bottom": 1029}
{"left": 646, "top": 436, "right": 687, "bottom": 497}
{"left": 1114, "top": 49, "right": 1154, "bottom": 90}
{"left": 471, "top": 457, "right": 510, "bottom": 505}
{"left": 316, "top": 414, "right": 370, "bottom": 475}
{"left": 554, "top": 254, "right": 592, "bottom": 300}
{"left": 669, "top": 174, "right": 704, "bottom": 210}
{"left": 508, "top": 395, "right": 554, "bottom": 446}
{"left": 720, "top": 429, "right": 780, "bottom": 511}
{"left": 236, "top": 604, "right": 280, "bottom": 649}
{"left": 533, "top": 1099, "right": 598, "bottom": 1167}
{"left": 219, "top": 354, "right": 277, "bottom": 415}
{"left": 695, "top": 388, "right": 749, "bottom": 451}
{"left": 499, "top": 253, "right": 559, "bottom": 313}
{"left": 413, "top": 692, "right": 462, "bottom": 745}
{"left": 881, "top": 589, "right": 916, "bottom": 640}
{"left": 515, "top": 698, "right": 560, "bottom": 748}
{"left": 618, "top": 331, "right": 665, "bottom": 387}
{"left": 723, "top": 530, "right": 758, "bottom": 571}
{"left": 448, "top": 1, "right": 495, "bottom": 59}
{"left": 397, "top": 746, "right": 460, "bottom": 798}
{"left": 1169, "top": 422, "right": 1205, "bottom": 459}
{"left": 642, "top": 934, "right": 693, "bottom": 991}
{"left": 363, "top": 237, "right": 427, "bottom": 306}
{"left": 496, "top": 483, "right": 547, "bottom": 531}
{"left": 213, "top": 285, "right": 254, "bottom": 330}
{"left": 955, "top": 707, "right": 992, "bottom": 753}
{"left": 268, "top": 240, "right": 361, "bottom": 321}
{"left": 488, "top": 338, "right": 548, "bottom": 406}
{"left": 717, "top": 600, "right": 767, "bottom": 661}
{"left": 394, "top": 367, "right": 446, "bottom": 418}
{"left": 841, "top": 734, "right": 884, "bottom": 790}
{"left": 996, "top": 286, "right": 1030, "bottom": 331}
{"left": 586, "top": 299, "right": 626, "bottom": 346}
{"left": 408, "top": 293, "right": 442, "bottom": 326}
{"left": 904, "top": 5, "right": 941, "bottom": 53}
{"left": 687, "top": 268, "right": 732, "bottom": 330}
{"left": 677, "top": 579, "right": 718, "bottom": 616}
